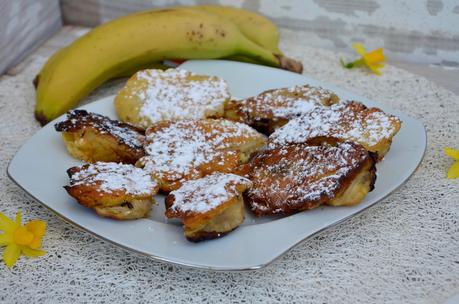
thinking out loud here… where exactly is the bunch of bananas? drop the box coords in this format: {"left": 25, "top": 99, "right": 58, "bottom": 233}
{"left": 34, "top": 5, "right": 303, "bottom": 125}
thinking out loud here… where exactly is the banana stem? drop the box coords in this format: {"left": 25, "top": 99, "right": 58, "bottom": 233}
{"left": 237, "top": 37, "right": 303, "bottom": 74}
{"left": 225, "top": 54, "right": 303, "bottom": 74}
{"left": 275, "top": 54, "right": 303, "bottom": 74}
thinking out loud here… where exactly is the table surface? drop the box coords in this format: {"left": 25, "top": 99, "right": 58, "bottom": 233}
{"left": 0, "top": 26, "right": 458, "bottom": 304}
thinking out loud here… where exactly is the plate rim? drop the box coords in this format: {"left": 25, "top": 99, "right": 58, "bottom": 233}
{"left": 7, "top": 141, "right": 426, "bottom": 271}
{"left": 6, "top": 60, "right": 428, "bottom": 271}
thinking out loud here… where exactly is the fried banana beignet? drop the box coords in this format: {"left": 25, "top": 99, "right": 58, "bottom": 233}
{"left": 224, "top": 84, "right": 339, "bottom": 133}
{"left": 242, "top": 142, "right": 376, "bottom": 216}
{"left": 114, "top": 69, "right": 230, "bottom": 129}
{"left": 137, "top": 119, "right": 267, "bottom": 192}
{"left": 165, "top": 173, "right": 252, "bottom": 242}
{"left": 269, "top": 101, "right": 401, "bottom": 160}
{"left": 55, "top": 110, "right": 145, "bottom": 164}
{"left": 65, "top": 162, "right": 159, "bottom": 220}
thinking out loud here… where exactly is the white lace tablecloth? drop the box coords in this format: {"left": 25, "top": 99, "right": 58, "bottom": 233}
{"left": 0, "top": 28, "right": 458, "bottom": 303}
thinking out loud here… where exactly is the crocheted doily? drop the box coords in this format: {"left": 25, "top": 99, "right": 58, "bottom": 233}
{"left": 0, "top": 28, "right": 457, "bottom": 303}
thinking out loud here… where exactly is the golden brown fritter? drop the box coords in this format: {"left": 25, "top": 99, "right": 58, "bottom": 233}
{"left": 268, "top": 101, "right": 401, "bottom": 160}
{"left": 165, "top": 173, "right": 252, "bottom": 242}
{"left": 114, "top": 69, "right": 230, "bottom": 129}
{"left": 55, "top": 110, "right": 145, "bottom": 164}
{"left": 64, "top": 162, "right": 159, "bottom": 220}
{"left": 137, "top": 119, "right": 267, "bottom": 192}
{"left": 224, "top": 84, "right": 339, "bottom": 133}
{"left": 241, "top": 141, "right": 376, "bottom": 216}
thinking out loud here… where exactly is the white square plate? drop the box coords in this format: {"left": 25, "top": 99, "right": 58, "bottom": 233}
{"left": 8, "top": 60, "right": 426, "bottom": 271}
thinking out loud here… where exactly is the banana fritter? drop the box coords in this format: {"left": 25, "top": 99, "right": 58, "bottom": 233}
{"left": 65, "top": 162, "right": 159, "bottom": 220}
{"left": 55, "top": 110, "right": 145, "bottom": 164}
{"left": 137, "top": 119, "right": 267, "bottom": 192}
{"left": 114, "top": 69, "right": 230, "bottom": 129}
{"left": 224, "top": 84, "right": 339, "bottom": 133}
{"left": 165, "top": 173, "right": 252, "bottom": 242}
{"left": 241, "top": 142, "right": 377, "bottom": 216}
{"left": 268, "top": 101, "right": 401, "bottom": 160}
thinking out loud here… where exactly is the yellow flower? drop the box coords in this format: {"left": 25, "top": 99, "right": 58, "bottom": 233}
{"left": 444, "top": 148, "right": 459, "bottom": 179}
{"left": 0, "top": 212, "right": 46, "bottom": 268}
{"left": 341, "top": 43, "right": 386, "bottom": 75}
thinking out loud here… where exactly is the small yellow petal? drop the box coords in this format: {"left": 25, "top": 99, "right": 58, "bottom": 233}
{"left": 0, "top": 213, "right": 16, "bottom": 233}
{"left": 26, "top": 220, "right": 46, "bottom": 237}
{"left": 21, "top": 246, "right": 46, "bottom": 258}
{"left": 29, "top": 236, "right": 43, "bottom": 249}
{"left": 352, "top": 43, "right": 367, "bottom": 56}
{"left": 0, "top": 233, "right": 13, "bottom": 246}
{"left": 13, "top": 226, "right": 34, "bottom": 245}
{"left": 3, "top": 243, "right": 21, "bottom": 268}
{"left": 372, "top": 62, "right": 385, "bottom": 68}
{"left": 367, "top": 64, "right": 382, "bottom": 75}
{"left": 447, "top": 161, "right": 459, "bottom": 179}
{"left": 444, "top": 148, "right": 459, "bottom": 160}
{"left": 363, "top": 48, "right": 385, "bottom": 65}
{"left": 15, "top": 212, "right": 22, "bottom": 225}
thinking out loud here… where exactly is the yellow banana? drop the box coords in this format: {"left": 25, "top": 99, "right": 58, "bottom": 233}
{"left": 123, "top": 5, "right": 281, "bottom": 54}
{"left": 107, "top": 5, "right": 283, "bottom": 79}
{"left": 35, "top": 9, "right": 301, "bottom": 125}
{"left": 112, "top": 61, "right": 168, "bottom": 78}
{"left": 187, "top": 5, "right": 282, "bottom": 54}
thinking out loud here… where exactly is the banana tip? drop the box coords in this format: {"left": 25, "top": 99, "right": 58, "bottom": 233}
{"left": 33, "top": 74, "right": 40, "bottom": 89}
{"left": 34, "top": 111, "right": 50, "bottom": 126}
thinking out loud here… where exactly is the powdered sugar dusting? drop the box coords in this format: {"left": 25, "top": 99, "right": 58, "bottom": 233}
{"left": 139, "top": 119, "right": 265, "bottom": 185}
{"left": 246, "top": 142, "right": 369, "bottom": 215}
{"left": 234, "top": 84, "right": 339, "bottom": 123}
{"left": 132, "top": 69, "right": 229, "bottom": 125}
{"left": 269, "top": 101, "right": 401, "bottom": 148}
{"left": 168, "top": 173, "right": 252, "bottom": 214}
{"left": 69, "top": 162, "right": 157, "bottom": 195}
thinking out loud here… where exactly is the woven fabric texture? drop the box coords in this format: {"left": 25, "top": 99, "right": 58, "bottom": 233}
{"left": 0, "top": 28, "right": 457, "bottom": 304}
